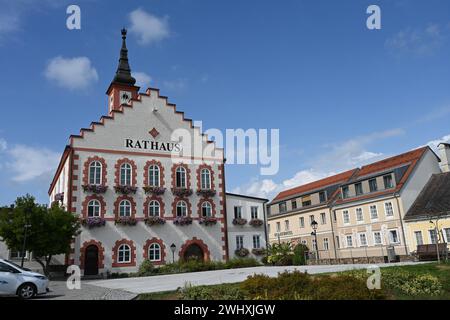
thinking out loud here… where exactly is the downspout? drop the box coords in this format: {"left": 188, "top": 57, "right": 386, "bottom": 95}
{"left": 329, "top": 207, "right": 339, "bottom": 263}
{"left": 220, "top": 160, "right": 230, "bottom": 262}
{"left": 394, "top": 192, "right": 409, "bottom": 256}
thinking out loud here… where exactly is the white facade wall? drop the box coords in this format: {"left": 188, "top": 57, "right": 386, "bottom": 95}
{"left": 226, "top": 194, "right": 267, "bottom": 260}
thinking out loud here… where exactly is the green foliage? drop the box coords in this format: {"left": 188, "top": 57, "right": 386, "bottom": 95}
{"left": 0, "top": 195, "right": 81, "bottom": 275}
{"left": 267, "top": 242, "right": 294, "bottom": 266}
{"left": 382, "top": 270, "right": 442, "bottom": 296}
{"left": 240, "top": 271, "right": 386, "bottom": 300}
{"left": 226, "top": 257, "right": 261, "bottom": 269}
{"left": 138, "top": 259, "right": 155, "bottom": 276}
{"left": 292, "top": 244, "right": 309, "bottom": 265}
{"left": 180, "top": 283, "right": 244, "bottom": 300}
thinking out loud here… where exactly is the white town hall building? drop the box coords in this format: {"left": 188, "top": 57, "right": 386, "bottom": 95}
{"left": 45, "top": 29, "right": 267, "bottom": 276}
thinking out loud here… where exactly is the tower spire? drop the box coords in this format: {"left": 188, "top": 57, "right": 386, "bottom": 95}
{"left": 112, "top": 28, "right": 136, "bottom": 86}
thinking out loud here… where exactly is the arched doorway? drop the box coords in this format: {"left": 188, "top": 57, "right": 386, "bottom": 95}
{"left": 183, "top": 244, "right": 204, "bottom": 261}
{"left": 84, "top": 245, "right": 99, "bottom": 275}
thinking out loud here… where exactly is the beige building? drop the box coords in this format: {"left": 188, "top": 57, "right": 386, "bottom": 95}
{"left": 268, "top": 146, "right": 445, "bottom": 263}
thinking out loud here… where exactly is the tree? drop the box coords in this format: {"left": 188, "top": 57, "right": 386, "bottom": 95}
{"left": 293, "top": 243, "right": 309, "bottom": 265}
{"left": 0, "top": 195, "right": 81, "bottom": 275}
{"left": 267, "top": 242, "right": 294, "bottom": 266}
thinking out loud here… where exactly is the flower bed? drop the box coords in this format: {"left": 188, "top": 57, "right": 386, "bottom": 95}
{"left": 114, "top": 216, "right": 137, "bottom": 226}
{"left": 199, "top": 217, "right": 218, "bottom": 226}
{"left": 235, "top": 248, "right": 250, "bottom": 257}
{"left": 114, "top": 185, "right": 138, "bottom": 195}
{"left": 171, "top": 188, "right": 193, "bottom": 197}
{"left": 81, "top": 217, "right": 106, "bottom": 229}
{"left": 232, "top": 218, "right": 247, "bottom": 226}
{"left": 249, "top": 219, "right": 264, "bottom": 227}
{"left": 196, "top": 189, "right": 216, "bottom": 197}
{"left": 251, "top": 248, "right": 266, "bottom": 256}
{"left": 143, "top": 186, "right": 166, "bottom": 195}
{"left": 173, "top": 216, "right": 193, "bottom": 226}
{"left": 82, "top": 185, "right": 108, "bottom": 194}
{"left": 144, "top": 216, "right": 166, "bottom": 226}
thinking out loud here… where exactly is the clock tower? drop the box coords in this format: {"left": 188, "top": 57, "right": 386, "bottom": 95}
{"left": 106, "top": 29, "right": 140, "bottom": 114}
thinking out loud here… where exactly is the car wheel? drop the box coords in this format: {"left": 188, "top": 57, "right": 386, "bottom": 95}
{"left": 17, "top": 283, "right": 36, "bottom": 299}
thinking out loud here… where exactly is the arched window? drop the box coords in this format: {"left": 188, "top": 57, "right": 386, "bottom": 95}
{"left": 176, "top": 200, "right": 187, "bottom": 217}
{"left": 201, "top": 201, "right": 212, "bottom": 217}
{"left": 148, "top": 165, "right": 160, "bottom": 187}
{"left": 148, "top": 200, "right": 160, "bottom": 217}
{"left": 119, "top": 200, "right": 131, "bottom": 217}
{"left": 87, "top": 199, "right": 101, "bottom": 217}
{"left": 148, "top": 243, "right": 161, "bottom": 262}
{"left": 120, "top": 163, "right": 132, "bottom": 186}
{"left": 176, "top": 166, "right": 187, "bottom": 188}
{"left": 200, "top": 168, "right": 211, "bottom": 190}
{"left": 89, "top": 161, "right": 102, "bottom": 185}
{"left": 118, "top": 244, "right": 131, "bottom": 263}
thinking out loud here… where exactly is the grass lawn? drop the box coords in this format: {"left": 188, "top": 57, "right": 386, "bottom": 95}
{"left": 137, "top": 262, "right": 450, "bottom": 300}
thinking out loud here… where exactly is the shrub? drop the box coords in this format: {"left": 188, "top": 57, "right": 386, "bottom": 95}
{"left": 138, "top": 260, "right": 156, "bottom": 277}
{"left": 181, "top": 283, "right": 244, "bottom": 300}
{"left": 292, "top": 244, "right": 308, "bottom": 265}
{"left": 381, "top": 269, "right": 443, "bottom": 296}
{"left": 226, "top": 257, "right": 261, "bottom": 269}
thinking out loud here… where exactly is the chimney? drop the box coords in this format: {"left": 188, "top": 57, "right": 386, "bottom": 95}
{"left": 438, "top": 143, "right": 450, "bottom": 172}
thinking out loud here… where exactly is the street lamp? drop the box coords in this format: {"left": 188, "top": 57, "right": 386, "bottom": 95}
{"left": 170, "top": 243, "right": 176, "bottom": 263}
{"left": 311, "top": 220, "right": 319, "bottom": 263}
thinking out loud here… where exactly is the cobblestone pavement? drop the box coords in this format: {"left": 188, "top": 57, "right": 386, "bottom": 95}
{"left": 38, "top": 281, "right": 137, "bottom": 300}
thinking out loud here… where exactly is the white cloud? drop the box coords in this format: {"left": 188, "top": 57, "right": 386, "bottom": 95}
{"left": 385, "top": 23, "right": 447, "bottom": 56}
{"left": 0, "top": 13, "right": 20, "bottom": 37}
{"left": 6, "top": 144, "right": 60, "bottom": 182}
{"left": 133, "top": 72, "right": 152, "bottom": 88}
{"left": 0, "top": 138, "right": 7, "bottom": 152}
{"left": 129, "top": 9, "right": 170, "bottom": 45}
{"left": 427, "top": 134, "right": 450, "bottom": 151}
{"left": 44, "top": 56, "right": 98, "bottom": 90}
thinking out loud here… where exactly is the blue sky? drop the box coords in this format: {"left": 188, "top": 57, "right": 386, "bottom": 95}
{"left": 1, "top": 0, "right": 450, "bottom": 205}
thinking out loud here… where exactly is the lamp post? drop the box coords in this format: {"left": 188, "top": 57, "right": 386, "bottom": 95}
{"left": 21, "top": 223, "right": 31, "bottom": 268}
{"left": 429, "top": 218, "right": 441, "bottom": 263}
{"left": 170, "top": 243, "right": 176, "bottom": 263}
{"left": 311, "top": 220, "right": 319, "bottom": 263}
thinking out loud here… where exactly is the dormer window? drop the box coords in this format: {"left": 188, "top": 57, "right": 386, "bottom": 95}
{"left": 369, "top": 179, "right": 378, "bottom": 192}
{"left": 355, "top": 183, "right": 363, "bottom": 195}
{"left": 319, "top": 191, "right": 326, "bottom": 203}
{"left": 383, "top": 175, "right": 393, "bottom": 189}
{"left": 279, "top": 202, "right": 287, "bottom": 213}
{"left": 342, "top": 186, "right": 350, "bottom": 199}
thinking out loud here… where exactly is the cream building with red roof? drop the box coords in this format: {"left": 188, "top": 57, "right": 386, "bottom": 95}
{"left": 267, "top": 146, "right": 445, "bottom": 263}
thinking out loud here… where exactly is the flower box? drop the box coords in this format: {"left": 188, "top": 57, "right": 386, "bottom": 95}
{"left": 249, "top": 219, "right": 264, "bottom": 227}
{"left": 82, "top": 185, "right": 108, "bottom": 194}
{"left": 171, "top": 188, "right": 193, "bottom": 197}
{"left": 55, "top": 192, "right": 64, "bottom": 201}
{"left": 196, "top": 189, "right": 216, "bottom": 198}
{"left": 199, "top": 217, "right": 218, "bottom": 226}
{"left": 232, "top": 218, "right": 247, "bottom": 226}
{"left": 143, "top": 186, "right": 166, "bottom": 195}
{"left": 144, "top": 216, "right": 166, "bottom": 226}
{"left": 114, "top": 217, "right": 137, "bottom": 226}
{"left": 81, "top": 217, "right": 106, "bottom": 229}
{"left": 252, "top": 248, "right": 266, "bottom": 256}
{"left": 235, "top": 248, "right": 250, "bottom": 257}
{"left": 114, "top": 185, "right": 138, "bottom": 195}
{"left": 173, "top": 216, "right": 193, "bottom": 226}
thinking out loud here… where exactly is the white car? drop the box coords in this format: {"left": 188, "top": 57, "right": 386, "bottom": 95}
{"left": 0, "top": 258, "right": 49, "bottom": 299}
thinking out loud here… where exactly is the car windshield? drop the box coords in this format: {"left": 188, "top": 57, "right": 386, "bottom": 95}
{"left": 4, "top": 259, "right": 27, "bottom": 271}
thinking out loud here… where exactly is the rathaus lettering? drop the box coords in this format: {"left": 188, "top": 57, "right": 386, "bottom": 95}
{"left": 125, "top": 139, "right": 182, "bottom": 152}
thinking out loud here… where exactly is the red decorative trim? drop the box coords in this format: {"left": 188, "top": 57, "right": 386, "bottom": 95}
{"left": 143, "top": 238, "right": 166, "bottom": 265}
{"left": 179, "top": 237, "right": 210, "bottom": 262}
{"left": 171, "top": 163, "right": 191, "bottom": 189}
{"left": 171, "top": 196, "right": 192, "bottom": 218}
{"left": 197, "top": 198, "right": 216, "bottom": 218}
{"left": 113, "top": 195, "right": 137, "bottom": 218}
{"left": 81, "top": 195, "right": 106, "bottom": 218}
{"left": 218, "top": 163, "right": 229, "bottom": 261}
{"left": 114, "top": 158, "right": 137, "bottom": 187}
{"left": 143, "top": 195, "right": 165, "bottom": 218}
{"left": 80, "top": 240, "right": 105, "bottom": 270}
{"left": 143, "top": 160, "right": 165, "bottom": 187}
{"left": 82, "top": 156, "right": 108, "bottom": 186}
{"left": 112, "top": 239, "right": 136, "bottom": 267}
{"left": 196, "top": 164, "right": 215, "bottom": 191}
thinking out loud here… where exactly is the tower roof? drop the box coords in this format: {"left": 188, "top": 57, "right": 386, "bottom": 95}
{"left": 111, "top": 28, "right": 136, "bottom": 86}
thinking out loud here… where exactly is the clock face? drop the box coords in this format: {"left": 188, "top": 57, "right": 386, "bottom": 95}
{"left": 120, "top": 91, "right": 131, "bottom": 105}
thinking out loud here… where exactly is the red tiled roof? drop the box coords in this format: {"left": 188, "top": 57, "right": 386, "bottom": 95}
{"left": 271, "top": 146, "right": 431, "bottom": 204}
{"left": 271, "top": 169, "right": 357, "bottom": 202}
{"left": 355, "top": 147, "right": 428, "bottom": 178}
